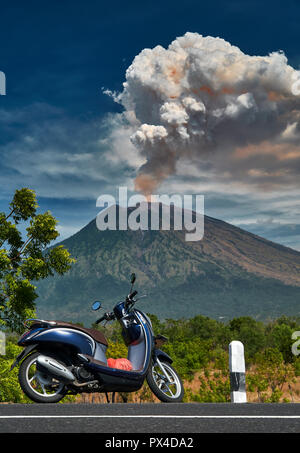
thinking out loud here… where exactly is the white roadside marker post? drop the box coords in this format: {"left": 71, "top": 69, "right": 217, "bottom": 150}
{"left": 229, "top": 341, "right": 247, "bottom": 403}
{"left": 0, "top": 330, "right": 5, "bottom": 356}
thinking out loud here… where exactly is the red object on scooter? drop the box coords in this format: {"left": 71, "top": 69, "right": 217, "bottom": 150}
{"left": 107, "top": 358, "right": 133, "bottom": 371}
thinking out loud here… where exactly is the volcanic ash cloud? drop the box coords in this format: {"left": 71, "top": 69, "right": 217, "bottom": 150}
{"left": 110, "top": 32, "right": 300, "bottom": 194}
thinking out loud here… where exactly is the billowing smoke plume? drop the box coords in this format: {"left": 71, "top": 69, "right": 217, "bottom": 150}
{"left": 109, "top": 33, "right": 300, "bottom": 194}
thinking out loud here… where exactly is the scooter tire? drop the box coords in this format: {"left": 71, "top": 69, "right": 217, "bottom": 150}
{"left": 146, "top": 359, "right": 184, "bottom": 403}
{"left": 18, "top": 352, "right": 68, "bottom": 403}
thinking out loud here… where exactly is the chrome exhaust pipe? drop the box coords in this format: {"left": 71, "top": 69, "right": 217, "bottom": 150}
{"left": 36, "top": 355, "right": 75, "bottom": 382}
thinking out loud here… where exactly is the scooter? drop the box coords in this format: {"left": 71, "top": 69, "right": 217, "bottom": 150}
{"left": 10, "top": 273, "right": 184, "bottom": 403}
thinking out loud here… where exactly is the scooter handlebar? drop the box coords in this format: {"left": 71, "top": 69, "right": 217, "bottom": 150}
{"left": 125, "top": 290, "right": 138, "bottom": 308}
{"left": 129, "top": 290, "right": 138, "bottom": 300}
{"left": 95, "top": 315, "right": 106, "bottom": 324}
{"left": 96, "top": 291, "right": 138, "bottom": 324}
{"left": 95, "top": 312, "right": 115, "bottom": 324}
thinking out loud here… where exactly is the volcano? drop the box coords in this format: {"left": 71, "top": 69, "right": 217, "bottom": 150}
{"left": 36, "top": 205, "right": 300, "bottom": 325}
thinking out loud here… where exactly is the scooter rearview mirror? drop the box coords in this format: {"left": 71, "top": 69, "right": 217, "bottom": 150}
{"left": 92, "top": 301, "right": 102, "bottom": 311}
{"left": 130, "top": 273, "right": 136, "bottom": 285}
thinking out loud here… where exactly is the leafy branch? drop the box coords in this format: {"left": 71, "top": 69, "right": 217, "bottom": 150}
{"left": 0, "top": 188, "right": 76, "bottom": 332}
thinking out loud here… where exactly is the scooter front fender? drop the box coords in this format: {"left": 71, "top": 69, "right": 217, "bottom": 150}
{"left": 153, "top": 349, "right": 173, "bottom": 365}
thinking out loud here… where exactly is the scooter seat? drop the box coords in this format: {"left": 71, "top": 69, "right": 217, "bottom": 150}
{"left": 48, "top": 321, "right": 108, "bottom": 346}
{"left": 107, "top": 358, "right": 133, "bottom": 371}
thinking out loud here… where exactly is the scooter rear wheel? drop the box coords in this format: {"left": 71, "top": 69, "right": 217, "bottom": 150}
{"left": 18, "top": 352, "right": 68, "bottom": 403}
{"left": 146, "top": 359, "right": 184, "bottom": 403}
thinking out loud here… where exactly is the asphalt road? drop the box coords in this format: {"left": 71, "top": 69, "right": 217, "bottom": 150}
{"left": 0, "top": 403, "right": 300, "bottom": 433}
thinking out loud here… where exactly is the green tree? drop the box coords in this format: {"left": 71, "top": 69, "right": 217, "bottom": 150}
{"left": 267, "top": 323, "right": 295, "bottom": 363}
{"left": 248, "top": 348, "right": 296, "bottom": 402}
{"left": 265, "top": 316, "right": 300, "bottom": 363}
{"left": 228, "top": 316, "right": 266, "bottom": 361}
{"left": 0, "top": 188, "right": 76, "bottom": 332}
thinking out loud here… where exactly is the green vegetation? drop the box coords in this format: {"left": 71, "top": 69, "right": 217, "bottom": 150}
{"left": 1, "top": 313, "right": 300, "bottom": 403}
{"left": 101, "top": 313, "right": 300, "bottom": 403}
{"left": 0, "top": 334, "right": 31, "bottom": 403}
{"left": 0, "top": 188, "right": 75, "bottom": 333}
{"left": 1, "top": 201, "right": 300, "bottom": 403}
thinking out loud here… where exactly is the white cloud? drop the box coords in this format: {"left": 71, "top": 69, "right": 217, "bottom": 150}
{"left": 107, "top": 32, "right": 300, "bottom": 195}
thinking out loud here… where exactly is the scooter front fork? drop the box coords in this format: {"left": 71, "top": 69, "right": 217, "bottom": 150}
{"left": 155, "top": 358, "right": 172, "bottom": 384}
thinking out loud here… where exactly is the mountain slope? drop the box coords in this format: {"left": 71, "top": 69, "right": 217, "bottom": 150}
{"left": 36, "top": 206, "right": 300, "bottom": 325}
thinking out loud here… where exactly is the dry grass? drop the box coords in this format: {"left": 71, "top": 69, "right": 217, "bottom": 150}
{"left": 74, "top": 368, "right": 300, "bottom": 404}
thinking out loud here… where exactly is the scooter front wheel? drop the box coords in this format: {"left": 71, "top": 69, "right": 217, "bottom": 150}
{"left": 146, "top": 359, "right": 184, "bottom": 403}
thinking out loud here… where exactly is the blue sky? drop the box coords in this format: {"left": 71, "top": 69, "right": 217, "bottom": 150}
{"left": 0, "top": 0, "right": 300, "bottom": 249}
